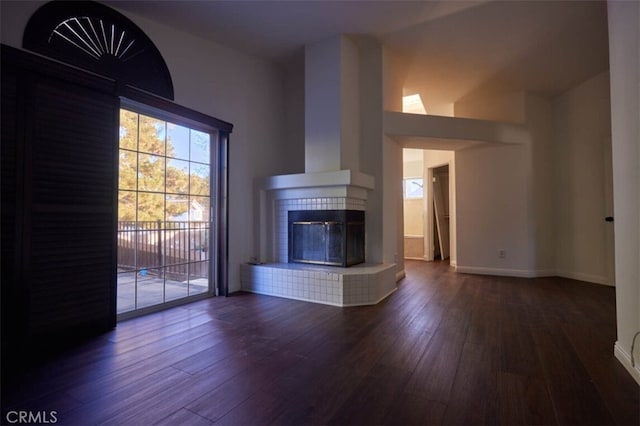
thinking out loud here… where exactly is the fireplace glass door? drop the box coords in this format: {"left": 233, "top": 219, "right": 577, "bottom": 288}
{"left": 291, "top": 221, "right": 345, "bottom": 266}
{"left": 288, "top": 210, "right": 364, "bottom": 267}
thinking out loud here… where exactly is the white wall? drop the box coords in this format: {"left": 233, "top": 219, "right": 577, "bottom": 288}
{"left": 452, "top": 91, "right": 533, "bottom": 276}
{"left": 1, "top": 1, "right": 288, "bottom": 293}
{"left": 304, "top": 36, "right": 347, "bottom": 172}
{"left": 383, "top": 49, "right": 407, "bottom": 113}
{"left": 608, "top": 0, "right": 640, "bottom": 384}
{"left": 357, "top": 37, "right": 389, "bottom": 268}
{"left": 448, "top": 79, "right": 614, "bottom": 283}
{"left": 384, "top": 136, "right": 404, "bottom": 271}
{"left": 526, "top": 94, "right": 555, "bottom": 276}
{"left": 424, "top": 149, "right": 455, "bottom": 169}
{"left": 0, "top": 1, "right": 39, "bottom": 43}
{"left": 382, "top": 46, "right": 407, "bottom": 275}
{"left": 283, "top": 51, "right": 306, "bottom": 174}
{"left": 553, "top": 72, "right": 612, "bottom": 284}
{"left": 455, "top": 91, "right": 527, "bottom": 124}
{"left": 456, "top": 143, "right": 531, "bottom": 275}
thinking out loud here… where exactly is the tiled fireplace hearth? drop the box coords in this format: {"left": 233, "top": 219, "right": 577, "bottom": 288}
{"left": 241, "top": 171, "right": 396, "bottom": 307}
{"left": 240, "top": 261, "right": 396, "bottom": 306}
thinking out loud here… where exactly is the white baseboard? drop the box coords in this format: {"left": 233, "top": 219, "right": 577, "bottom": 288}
{"left": 454, "top": 265, "right": 539, "bottom": 278}
{"left": 531, "top": 269, "right": 556, "bottom": 277}
{"left": 614, "top": 341, "right": 640, "bottom": 385}
{"left": 453, "top": 265, "right": 612, "bottom": 285}
{"left": 396, "top": 269, "right": 406, "bottom": 282}
{"left": 556, "top": 270, "right": 612, "bottom": 286}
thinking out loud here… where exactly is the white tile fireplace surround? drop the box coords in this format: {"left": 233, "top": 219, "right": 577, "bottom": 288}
{"left": 242, "top": 171, "right": 397, "bottom": 306}
{"left": 240, "top": 261, "right": 396, "bottom": 307}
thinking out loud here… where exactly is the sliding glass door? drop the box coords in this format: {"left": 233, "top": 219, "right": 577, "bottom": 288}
{"left": 117, "top": 107, "right": 216, "bottom": 316}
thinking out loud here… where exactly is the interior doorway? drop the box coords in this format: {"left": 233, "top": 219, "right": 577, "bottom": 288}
{"left": 402, "top": 148, "right": 454, "bottom": 263}
{"left": 430, "top": 165, "right": 450, "bottom": 260}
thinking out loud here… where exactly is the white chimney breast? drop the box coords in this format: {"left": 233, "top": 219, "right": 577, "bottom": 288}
{"left": 305, "top": 35, "right": 360, "bottom": 173}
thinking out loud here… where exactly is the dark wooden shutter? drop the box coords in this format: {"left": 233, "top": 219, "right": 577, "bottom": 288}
{"left": 1, "top": 45, "right": 118, "bottom": 360}
{"left": 1, "top": 51, "right": 25, "bottom": 364}
{"left": 27, "top": 75, "right": 118, "bottom": 337}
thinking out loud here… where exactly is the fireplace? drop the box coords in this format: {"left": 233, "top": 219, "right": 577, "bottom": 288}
{"left": 288, "top": 210, "right": 365, "bottom": 267}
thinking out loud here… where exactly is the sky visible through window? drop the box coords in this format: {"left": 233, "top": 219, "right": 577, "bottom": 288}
{"left": 118, "top": 109, "right": 211, "bottom": 222}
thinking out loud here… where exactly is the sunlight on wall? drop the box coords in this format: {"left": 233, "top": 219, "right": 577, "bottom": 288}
{"left": 402, "top": 94, "right": 427, "bottom": 114}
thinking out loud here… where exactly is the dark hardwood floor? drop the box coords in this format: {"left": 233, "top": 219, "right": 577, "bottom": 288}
{"left": 2, "top": 260, "right": 639, "bottom": 425}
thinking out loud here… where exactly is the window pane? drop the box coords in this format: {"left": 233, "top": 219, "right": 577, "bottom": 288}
{"left": 190, "top": 196, "right": 210, "bottom": 221}
{"left": 118, "top": 190, "right": 136, "bottom": 221}
{"left": 138, "top": 114, "right": 165, "bottom": 155}
{"left": 190, "top": 163, "right": 210, "bottom": 196}
{"left": 117, "top": 226, "right": 136, "bottom": 272}
{"left": 118, "top": 149, "right": 137, "bottom": 190}
{"left": 190, "top": 129, "right": 210, "bottom": 164}
{"left": 136, "top": 267, "right": 164, "bottom": 308}
{"left": 188, "top": 223, "right": 209, "bottom": 256}
{"left": 166, "top": 194, "right": 189, "bottom": 222}
{"left": 164, "top": 221, "right": 189, "bottom": 267}
{"left": 165, "top": 278, "right": 188, "bottom": 302}
{"left": 189, "top": 261, "right": 209, "bottom": 295}
{"left": 135, "top": 222, "right": 162, "bottom": 269}
{"left": 137, "top": 192, "right": 165, "bottom": 221}
{"left": 117, "top": 270, "right": 135, "bottom": 313}
{"left": 117, "top": 242, "right": 136, "bottom": 271}
{"left": 119, "top": 109, "right": 138, "bottom": 150}
{"left": 167, "top": 123, "right": 189, "bottom": 160}
{"left": 405, "top": 178, "right": 424, "bottom": 199}
{"left": 189, "top": 261, "right": 208, "bottom": 280}
{"left": 166, "top": 158, "right": 189, "bottom": 194}
{"left": 138, "top": 153, "right": 165, "bottom": 192}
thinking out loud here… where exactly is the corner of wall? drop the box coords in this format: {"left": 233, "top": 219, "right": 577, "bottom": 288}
{"left": 608, "top": 0, "right": 640, "bottom": 385}
{"left": 453, "top": 91, "right": 527, "bottom": 123}
{"left": 382, "top": 46, "right": 408, "bottom": 112}
{"left": 525, "top": 92, "right": 555, "bottom": 275}
{"left": 614, "top": 341, "right": 640, "bottom": 385}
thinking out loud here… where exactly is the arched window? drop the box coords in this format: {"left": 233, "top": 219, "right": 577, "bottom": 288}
{"left": 23, "top": 0, "right": 174, "bottom": 99}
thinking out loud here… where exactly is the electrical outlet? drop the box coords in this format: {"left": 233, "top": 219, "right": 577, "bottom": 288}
{"left": 499, "top": 249, "right": 506, "bottom": 259}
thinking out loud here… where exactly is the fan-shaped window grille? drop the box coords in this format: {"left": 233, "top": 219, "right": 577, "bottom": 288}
{"left": 23, "top": 1, "right": 174, "bottom": 100}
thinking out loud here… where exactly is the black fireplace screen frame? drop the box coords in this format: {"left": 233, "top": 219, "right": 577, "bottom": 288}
{"left": 288, "top": 210, "right": 365, "bottom": 267}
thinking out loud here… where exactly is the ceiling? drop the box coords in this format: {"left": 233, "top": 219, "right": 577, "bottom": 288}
{"left": 105, "top": 0, "right": 609, "bottom": 111}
